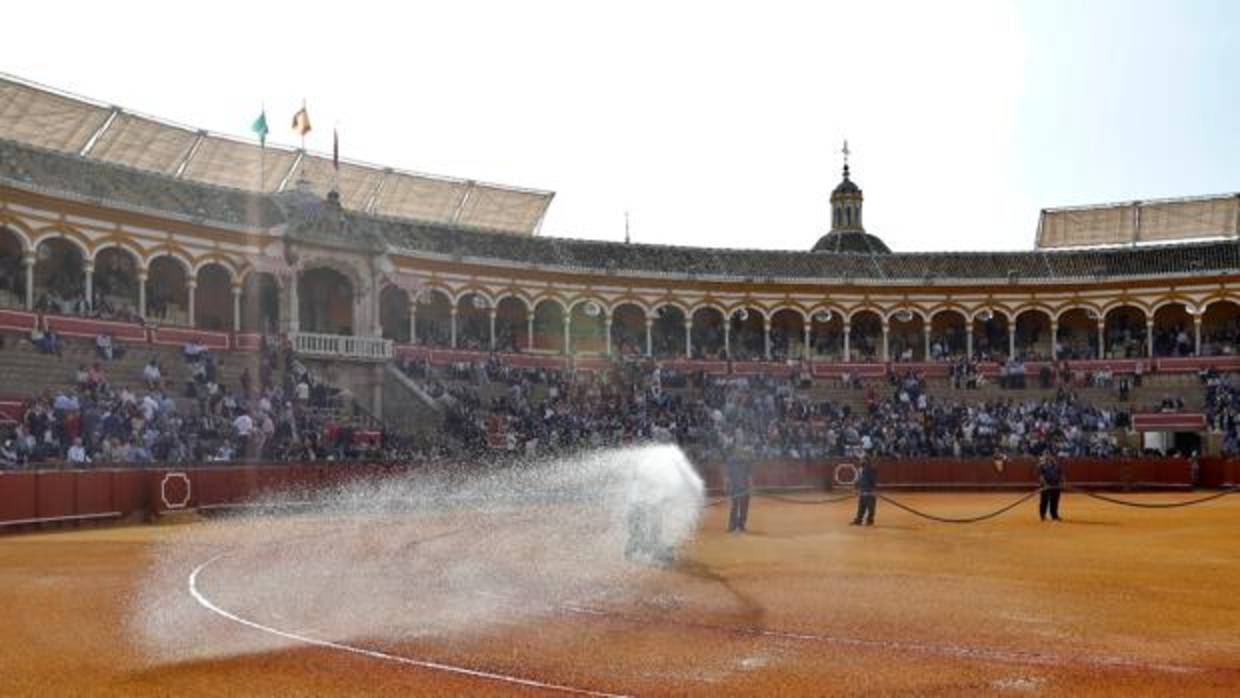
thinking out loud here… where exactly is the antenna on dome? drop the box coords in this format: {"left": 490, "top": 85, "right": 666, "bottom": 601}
{"left": 841, "top": 139, "right": 851, "bottom": 177}
{"left": 625, "top": 210, "right": 631, "bottom": 244}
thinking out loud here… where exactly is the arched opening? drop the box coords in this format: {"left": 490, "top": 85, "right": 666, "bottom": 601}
{"left": 146, "top": 256, "right": 189, "bottom": 324}
{"left": 1014, "top": 309, "right": 1052, "bottom": 360}
{"left": 379, "top": 285, "right": 412, "bottom": 343}
{"left": 457, "top": 292, "right": 491, "bottom": 350}
{"left": 611, "top": 303, "right": 647, "bottom": 356}
{"left": 414, "top": 290, "right": 452, "bottom": 347}
{"left": 769, "top": 309, "right": 804, "bottom": 361}
{"left": 1152, "top": 303, "right": 1193, "bottom": 357}
{"left": 92, "top": 247, "right": 140, "bottom": 319}
{"left": 691, "top": 307, "right": 725, "bottom": 359}
{"left": 195, "top": 263, "right": 234, "bottom": 331}
{"left": 1200, "top": 300, "right": 1240, "bottom": 356}
{"left": 0, "top": 227, "right": 27, "bottom": 308}
{"left": 494, "top": 297, "right": 528, "bottom": 352}
{"left": 240, "top": 272, "right": 280, "bottom": 334}
{"left": 848, "top": 310, "right": 882, "bottom": 361}
{"left": 971, "top": 310, "right": 1009, "bottom": 361}
{"left": 1056, "top": 308, "right": 1098, "bottom": 360}
{"left": 299, "top": 267, "right": 354, "bottom": 335}
{"left": 808, "top": 309, "right": 844, "bottom": 360}
{"left": 1103, "top": 305, "right": 1147, "bottom": 359}
{"left": 570, "top": 300, "right": 606, "bottom": 354}
{"left": 929, "top": 310, "right": 966, "bottom": 361}
{"left": 652, "top": 304, "right": 686, "bottom": 357}
{"left": 888, "top": 309, "right": 925, "bottom": 362}
{"left": 33, "top": 237, "right": 85, "bottom": 314}
{"left": 532, "top": 299, "right": 566, "bottom": 353}
{"left": 729, "top": 306, "right": 765, "bottom": 360}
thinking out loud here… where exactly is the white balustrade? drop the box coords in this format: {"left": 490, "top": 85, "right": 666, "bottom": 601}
{"left": 290, "top": 332, "right": 392, "bottom": 361}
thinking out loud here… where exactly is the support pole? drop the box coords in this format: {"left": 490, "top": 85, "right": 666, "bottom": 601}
{"left": 23, "top": 255, "right": 34, "bottom": 310}
{"left": 231, "top": 285, "right": 242, "bottom": 332}
{"left": 645, "top": 317, "right": 653, "bottom": 357}
{"left": 186, "top": 280, "right": 197, "bottom": 328}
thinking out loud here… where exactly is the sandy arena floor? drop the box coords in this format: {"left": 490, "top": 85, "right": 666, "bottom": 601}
{"left": 2, "top": 491, "right": 1239, "bottom": 697}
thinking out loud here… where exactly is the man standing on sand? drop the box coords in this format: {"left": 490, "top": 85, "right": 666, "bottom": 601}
{"left": 726, "top": 426, "right": 752, "bottom": 533}
{"left": 850, "top": 456, "right": 877, "bottom": 526}
{"left": 1037, "top": 453, "right": 1063, "bottom": 521}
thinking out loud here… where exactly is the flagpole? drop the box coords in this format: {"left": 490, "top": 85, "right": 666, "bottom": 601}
{"left": 259, "top": 103, "right": 265, "bottom": 192}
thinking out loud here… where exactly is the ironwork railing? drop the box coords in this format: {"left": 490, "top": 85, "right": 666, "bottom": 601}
{"left": 290, "top": 332, "right": 392, "bottom": 361}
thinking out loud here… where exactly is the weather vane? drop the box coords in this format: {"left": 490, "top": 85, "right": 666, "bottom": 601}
{"left": 841, "top": 139, "right": 850, "bottom": 167}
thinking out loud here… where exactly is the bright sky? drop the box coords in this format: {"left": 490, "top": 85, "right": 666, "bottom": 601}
{"left": 3, "top": 1, "right": 1237, "bottom": 252}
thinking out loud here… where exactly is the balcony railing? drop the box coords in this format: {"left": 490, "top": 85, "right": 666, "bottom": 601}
{"left": 291, "top": 332, "right": 392, "bottom": 361}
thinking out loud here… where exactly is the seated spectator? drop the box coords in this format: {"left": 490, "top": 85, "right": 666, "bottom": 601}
{"left": 95, "top": 333, "right": 115, "bottom": 360}
{"left": 142, "top": 358, "right": 162, "bottom": 390}
{"left": 183, "top": 340, "right": 206, "bottom": 362}
{"left": 67, "top": 437, "right": 90, "bottom": 466}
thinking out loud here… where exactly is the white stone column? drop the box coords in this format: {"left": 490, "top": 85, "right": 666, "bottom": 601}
{"left": 526, "top": 313, "right": 534, "bottom": 351}
{"left": 450, "top": 308, "right": 458, "bottom": 348}
{"left": 231, "top": 284, "right": 243, "bottom": 332}
{"left": 22, "top": 255, "right": 34, "bottom": 310}
{"left": 803, "top": 322, "right": 812, "bottom": 360}
{"left": 843, "top": 322, "right": 851, "bottom": 362}
{"left": 763, "top": 318, "right": 771, "bottom": 360}
{"left": 562, "top": 314, "right": 571, "bottom": 355}
{"left": 287, "top": 273, "right": 300, "bottom": 333}
{"left": 1008, "top": 323, "right": 1016, "bottom": 360}
{"left": 684, "top": 320, "right": 693, "bottom": 358}
{"left": 645, "top": 317, "right": 653, "bottom": 357}
{"left": 1050, "top": 320, "right": 1059, "bottom": 360}
{"left": 1096, "top": 319, "right": 1105, "bottom": 359}
{"left": 83, "top": 261, "right": 94, "bottom": 312}
{"left": 723, "top": 321, "right": 731, "bottom": 359}
{"left": 488, "top": 309, "right": 497, "bottom": 351}
{"left": 138, "top": 271, "right": 148, "bottom": 320}
{"left": 604, "top": 313, "right": 613, "bottom": 356}
{"left": 966, "top": 324, "right": 974, "bottom": 360}
{"left": 923, "top": 324, "right": 932, "bottom": 360}
{"left": 409, "top": 302, "right": 418, "bottom": 345}
{"left": 1146, "top": 320, "right": 1155, "bottom": 358}
{"left": 1194, "top": 316, "right": 1202, "bottom": 356}
{"left": 881, "top": 322, "right": 890, "bottom": 362}
{"left": 186, "top": 279, "right": 197, "bottom": 327}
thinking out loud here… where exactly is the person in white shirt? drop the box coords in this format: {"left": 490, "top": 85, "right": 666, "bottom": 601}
{"left": 142, "top": 359, "right": 162, "bottom": 389}
{"left": 67, "top": 438, "right": 90, "bottom": 466}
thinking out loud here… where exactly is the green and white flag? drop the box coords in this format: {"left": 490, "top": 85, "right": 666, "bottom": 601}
{"left": 251, "top": 109, "right": 270, "bottom": 147}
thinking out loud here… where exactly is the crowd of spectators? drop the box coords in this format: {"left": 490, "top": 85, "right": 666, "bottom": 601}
{"left": 0, "top": 335, "right": 411, "bottom": 469}
{"left": 1204, "top": 368, "right": 1240, "bottom": 454}
{"left": 395, "top": 355, "right": 1136, "bottom": 464}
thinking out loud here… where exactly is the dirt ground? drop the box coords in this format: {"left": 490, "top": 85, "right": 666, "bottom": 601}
{"left": 2, "top": 491, "right": 1239, "bottom": 697}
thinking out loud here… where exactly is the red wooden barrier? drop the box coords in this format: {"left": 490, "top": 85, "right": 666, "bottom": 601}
{"left": 0, "top": 309, "right": 36, "bottom": 332}
{"left": 0, "top": 472, "right": 37, "bottom": 522}
{"left": 233, "top": 333, "right": 263, "bottom": 351}
{"left": 74, "top": 470, "right": 114, "bottom": 517}
{"left": 151, "top": 326, "right": 230, "bottom": 351}
{"left": 36, "top": 471, "right": 76, "bottom": 520}
{"left": 43, "top": 314, "right": 146, "bottom": 341}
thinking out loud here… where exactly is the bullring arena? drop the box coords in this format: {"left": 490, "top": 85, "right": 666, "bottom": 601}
{"left": 3, "top": 72, "right": 1240, "bottom": 696}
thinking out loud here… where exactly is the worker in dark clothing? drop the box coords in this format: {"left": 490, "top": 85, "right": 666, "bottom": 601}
{"left": 1037, "top": 453, "right": 1063, "bottom": 521}
{"left": 726, "top": 428, "right": 753, "bottom": 533}
{"left": 850, "top": 457, "right": 877, "bottom": 526}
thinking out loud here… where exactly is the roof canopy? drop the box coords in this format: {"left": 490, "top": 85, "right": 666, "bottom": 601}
{"left": 0, "top": 73, "right": 552, "bottom": 235}
{"left": 1037, "top": 194, "right": 1240, "bottom": 249}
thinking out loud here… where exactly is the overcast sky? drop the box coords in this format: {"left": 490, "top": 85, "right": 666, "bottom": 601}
{"left": 4, "top": 1, "right": 1237, "bottom": 252}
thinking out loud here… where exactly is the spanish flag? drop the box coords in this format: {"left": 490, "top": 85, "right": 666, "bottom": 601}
{"left": 292, "top": 103, "right": 312, "bottom": 137}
